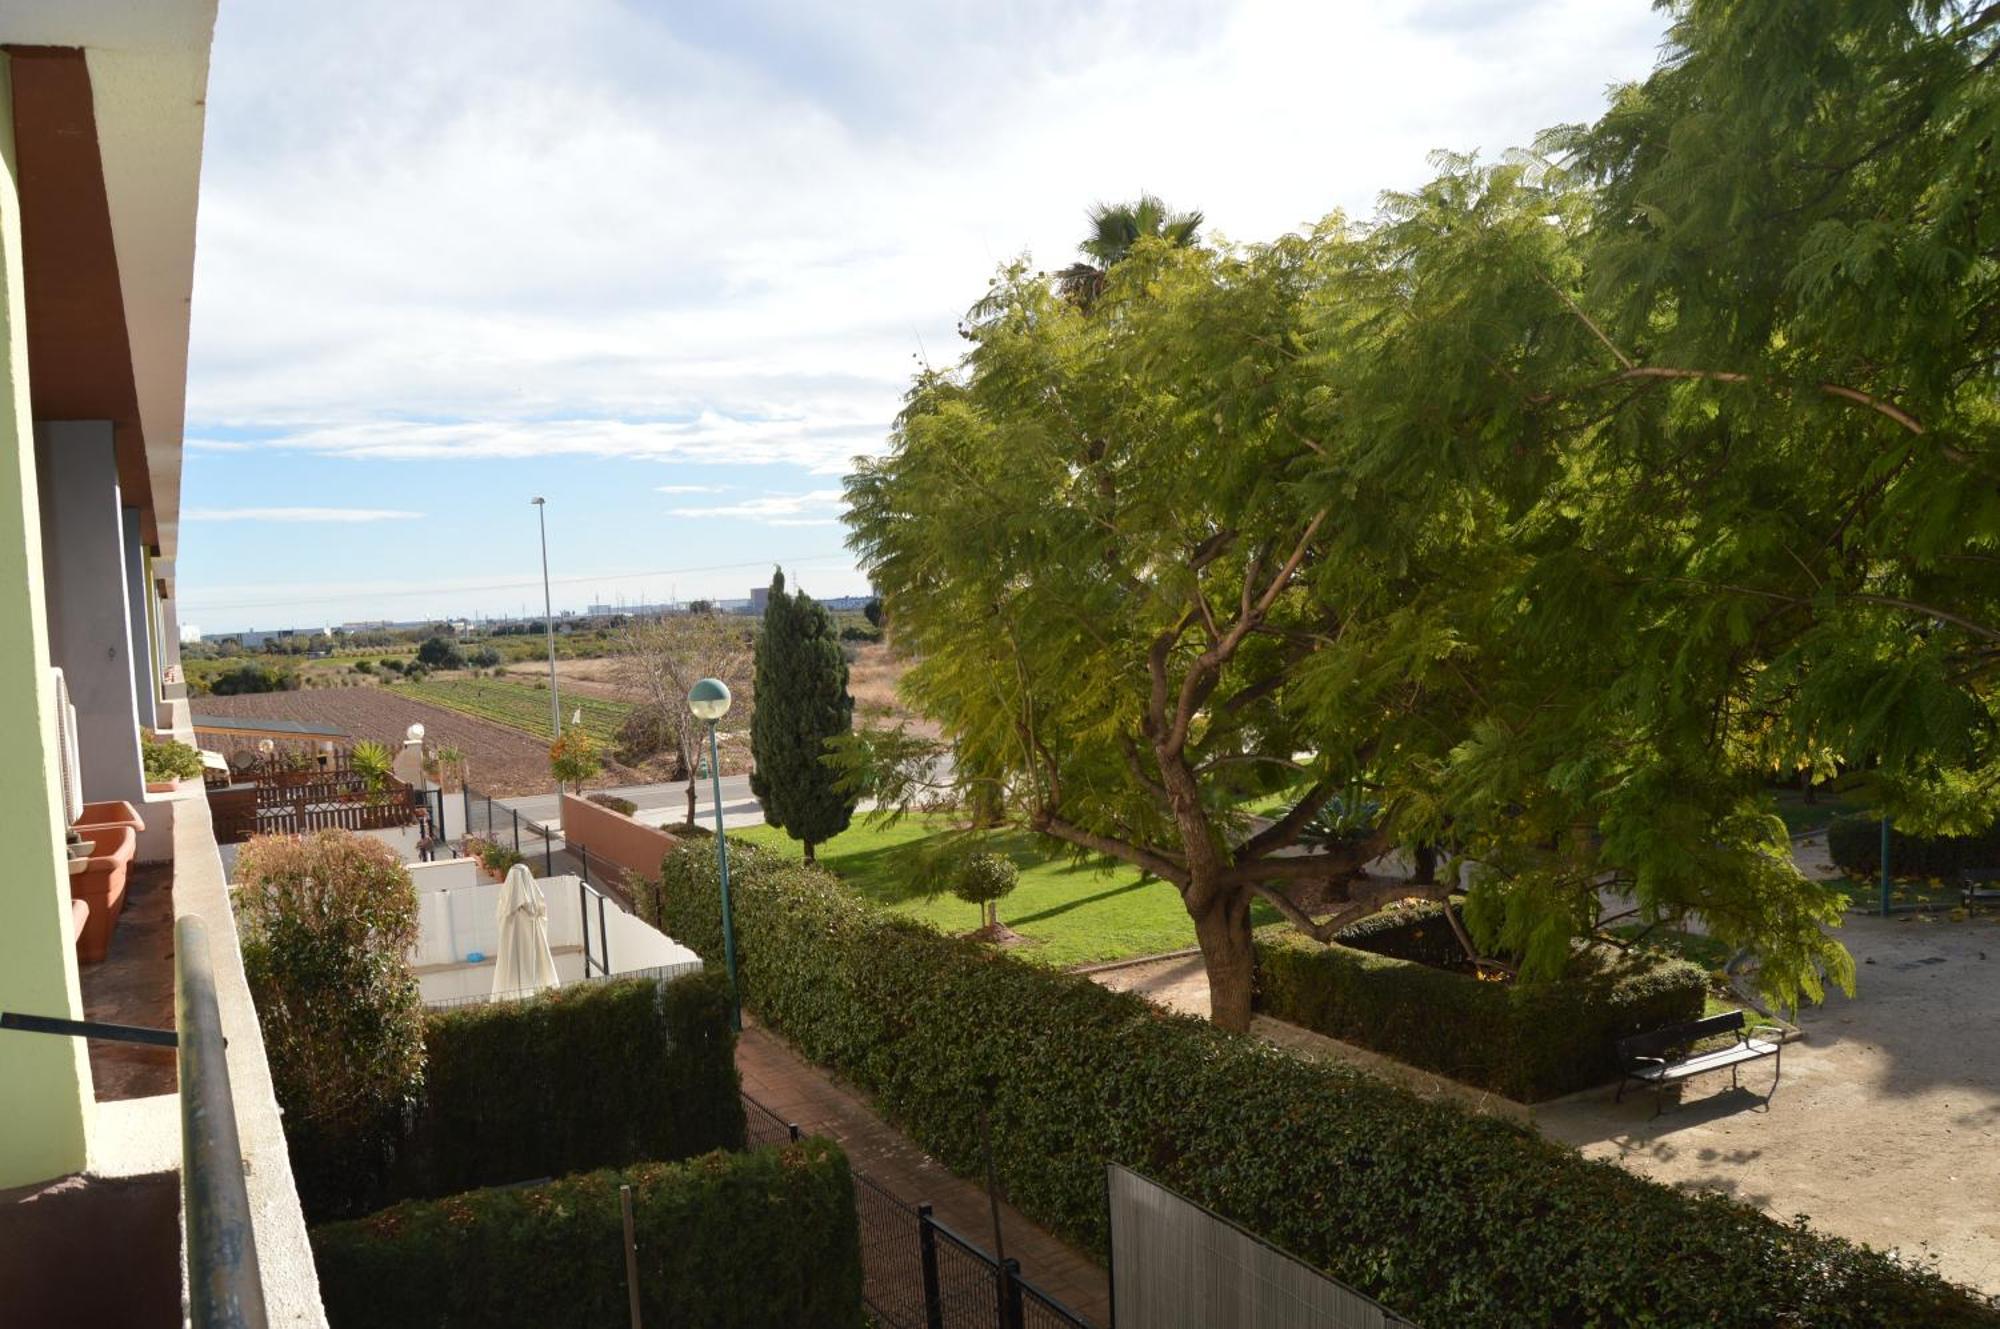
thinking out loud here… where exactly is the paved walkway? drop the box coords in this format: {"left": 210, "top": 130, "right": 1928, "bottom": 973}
{"left": 736, "top": 1022, "right": 1111, "bottom": 1326}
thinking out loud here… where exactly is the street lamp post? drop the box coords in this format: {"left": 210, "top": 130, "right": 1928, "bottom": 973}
{"left": 531, "top": 497, "right": 561, "bottom": 739}
{"left": 688, "top": 677, "right": 739, "bottom": 1029}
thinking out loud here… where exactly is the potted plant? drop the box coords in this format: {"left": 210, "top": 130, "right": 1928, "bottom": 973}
{"left": 141, "top": 733, "right": 204, "bottom": 793}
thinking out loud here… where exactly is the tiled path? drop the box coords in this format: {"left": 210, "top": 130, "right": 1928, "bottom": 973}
{"left": 79, "top": 864, "right": 178, "bottom": 1101}
{"left": 736, "top": 1022, "right": 1111, "bottom": 1326}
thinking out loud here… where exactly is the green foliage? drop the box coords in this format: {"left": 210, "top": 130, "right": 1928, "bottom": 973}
{"left": 466, "top": 836, "right": 526, "bottom": 876}
{"left": 749, "top": 568, "right": 856, "bottom": 857}
{"left": 467, "top": 645, "right": 503, "bottom": 668}
{"left": 1254, "top": 906, "right": 1707, "bottom": 1101}
{"left": 548, "top": 729, "right": 602, "bottom": 791}
{"left": 351, "top": 658, "right": 375, "bottom": 675}
{"left": 234, "top": 832, "right": 426, "bottom": 1213}
{"left": 377, "top": 657, "right": 404, "bottom": 674}
{"left": 140, "top": 734, "right": 203, "bottom": 783}
{"left": 950, "top": 850, "right": 1019, "bottom": 907}
{"left": 1826, "top": 812, "right": 2000, "bottom": 880}
{"left": 415, "top": 636, "right": 465, "bottom": 670}
{"left": 398, "top": 975, "right": 744, "bottom": 1207}
{"left": 587, "top": 792, "right": 640, "bottom": 816}
{"left": 310, "top": 1141, "right": 863, "bottom": 1329}
{"left": 348, "top": 739, "right": 394, "bottom": 793}
{"left": 390, "top": 675, "right": 633, "bottom": 741}
{"left": 207, "top": 661, "right": 299, "bottom": 695}
{"left": 654, "top": 841, "right": 1996, "bottom": 1327}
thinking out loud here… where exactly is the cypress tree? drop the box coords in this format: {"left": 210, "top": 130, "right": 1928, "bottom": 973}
{"left": 749, "top": 568, "right": 856, "bottom": 862}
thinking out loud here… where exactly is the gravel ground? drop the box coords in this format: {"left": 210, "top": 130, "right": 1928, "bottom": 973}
{"left": 1094, "top": 835, "right": 2000, "bottom": 1298}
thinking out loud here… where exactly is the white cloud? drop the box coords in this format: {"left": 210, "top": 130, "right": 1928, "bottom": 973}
{"left": 655, "top": 484, "right": 728, "bottom": 494}
{"left": 667, "top": 489, "right": 846, "bottom": 526}
{"left": 187, "top": 0, "right": 1669, "bottom": 477}
{"left": 182, "top": 506, "right": 425, "bottom": 523}
{"left": 186, "top": 439, "right": 252, "bottom": 452}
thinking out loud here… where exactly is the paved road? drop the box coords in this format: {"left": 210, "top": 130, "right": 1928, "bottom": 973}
{"left": 494, "top": 773, "right": 765, "bottom": 830}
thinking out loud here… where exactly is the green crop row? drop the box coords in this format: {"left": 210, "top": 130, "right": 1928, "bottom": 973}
{"left": 390, "top": 677, "right": 634, "bottom": 741}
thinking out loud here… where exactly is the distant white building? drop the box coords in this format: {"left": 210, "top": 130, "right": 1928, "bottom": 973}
{"left": 179, "top": 622, "right": 202, "bottom": 644}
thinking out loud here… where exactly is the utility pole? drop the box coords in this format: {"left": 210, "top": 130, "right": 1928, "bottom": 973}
{"left": 531, "top": 497, "right": 561, "bottom": 738}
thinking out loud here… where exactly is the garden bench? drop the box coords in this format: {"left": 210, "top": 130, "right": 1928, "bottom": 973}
{"left": 1615, "top": 1010, "right": 1782, "bottom": 1116}
{"left": 1961, "top": 867, "right": 2000, "bottom": 907}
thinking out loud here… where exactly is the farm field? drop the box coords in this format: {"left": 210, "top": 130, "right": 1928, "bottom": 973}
{"left": 388, "top": 676, "right": 636, "bottom": 741}
{"left": 189, "top": 688, "right": 590, "bottom": 795}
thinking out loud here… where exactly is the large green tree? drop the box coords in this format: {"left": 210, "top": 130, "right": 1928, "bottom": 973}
{"left": 1056, "top": 194, "right": 1205, "bottom": 309}
{"left": 749, "top": 569, "right": 858, "bottom": 863}
{"left": 849, "top": 0, "right": 1998, "bottom": 1030}
{"left": 846, "top": 234, "right": 1491, "bottom": 1032}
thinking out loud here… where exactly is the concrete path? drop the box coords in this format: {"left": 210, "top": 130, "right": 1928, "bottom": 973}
{"left": 736, "top": 1022, "right": 1110, "bottom": 1326}
{"left": 1091, "top": 908, "right": 2000, "bottom": 1297}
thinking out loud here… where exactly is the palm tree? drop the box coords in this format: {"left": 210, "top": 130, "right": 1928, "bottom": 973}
{"left": 1056, "top": 194, "right": 1204, "bottom": 309}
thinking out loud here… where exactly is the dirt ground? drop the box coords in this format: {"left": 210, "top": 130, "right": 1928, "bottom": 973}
{"left": 1092, "top": 835, "right": 2000, "bottom": 1297}
{"left": 190, "top": 688, "right": 651, "bottom": 795}
{"left": 495, "top": 655, "right": 641, "bottom": 702}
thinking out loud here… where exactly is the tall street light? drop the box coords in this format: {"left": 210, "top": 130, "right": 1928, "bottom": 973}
{"left": 688, "top": 677, "right": 739, "bottom": 1029}
{"left": 530, "top": 497, "right": 561, "bottom": 739}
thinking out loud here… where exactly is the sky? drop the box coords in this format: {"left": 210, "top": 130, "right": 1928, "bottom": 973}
{"left": 175, "top": 0, "right": 1671, "bottom": 635}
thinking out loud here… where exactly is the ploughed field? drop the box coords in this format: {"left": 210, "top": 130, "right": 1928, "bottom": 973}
{"left": 190, "top": 688, "right": 644, "bottom": 796}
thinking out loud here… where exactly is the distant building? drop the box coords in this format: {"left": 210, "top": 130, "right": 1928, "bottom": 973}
{"left": 179, "top": 622, "right": 202, "bottom": 643}
{"left": 749, "top": 586, "right": 770, "bottom": 613}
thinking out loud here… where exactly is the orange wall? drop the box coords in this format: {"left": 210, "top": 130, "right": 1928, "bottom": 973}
{"left": 560, "top": 792, "right": 678, "bottom": 890}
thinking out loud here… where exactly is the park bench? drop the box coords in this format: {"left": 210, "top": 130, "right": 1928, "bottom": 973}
{"left": 1961, "top": 867, "right": 2000, "bottom": 908}
{"left": 1615, "top": 1010, "right": 1782, "bottom": 1116}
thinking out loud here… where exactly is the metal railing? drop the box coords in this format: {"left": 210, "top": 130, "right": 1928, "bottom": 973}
{"left": 738, "top": 1090, "right": 1095, "bottom": 1329}
{"left": 578, "top": 874, "right": 612, "bottom": 978}
{"left": 178, "top": 914, "right": 269, "bottom": 1329}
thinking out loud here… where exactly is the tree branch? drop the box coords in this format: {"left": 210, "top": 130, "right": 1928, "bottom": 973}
{"left": 1235, "top": 776, "right": 1340, "bottom": 862}
{"left": 1034, "top": 812, "right": 1189, "bottom": 887}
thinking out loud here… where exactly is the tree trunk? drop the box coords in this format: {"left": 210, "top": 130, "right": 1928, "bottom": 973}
{"left": 1191, "top": 886, "right": 1255, "bottom": 1033}
{"left": 803, "top": 839, "right": 816, "bottom": 865}
{"left": 685, "top": 776, "right": 698, "bottom": 827}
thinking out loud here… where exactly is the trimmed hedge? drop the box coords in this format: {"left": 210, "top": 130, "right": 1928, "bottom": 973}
{"left": 298, "top": 973, "right": 746, "bottom": 1221}
{"left": 655, "top": 840, "right": 2000, "bottom": 1328}
{"left": 1256, "top": 903, "right": 1707, "bottom": 1101}
{"left": 1827, "top": 812, "right": 2000, "bottom": 879}
{"left": 404, "top": 973, "right": 746, "bottom": 1201}
{"left": 312, "top": 1141, "right": 863, "bottom": 1329}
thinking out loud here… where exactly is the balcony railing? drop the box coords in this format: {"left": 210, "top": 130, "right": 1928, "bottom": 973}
{"left": 177, "top": 913, "right": 269, "bottom": 1329}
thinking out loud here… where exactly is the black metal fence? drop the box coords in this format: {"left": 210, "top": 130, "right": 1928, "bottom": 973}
{"left": 740, "top": 1092, "right": 1094, "bottom": 1329}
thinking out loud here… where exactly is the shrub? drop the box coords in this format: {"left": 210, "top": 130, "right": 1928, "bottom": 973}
{"left": 467, "top": 645, "right": 503, "bottom": 668}
{"left": 140, "top": 734, "right": 204, "bottom": 783}
{"left": 416, "top": 635, "right": 465, "bottom": 670}
{"left": 588, "top": 792, "right": 640, "bottom": 817}
{"left": 1827, "top": 812, "right": 2000, "bottom": 880}
{"left": 378, "top": 657, "right": 404, "bottom": 674}
{"left": 311, "top": 1141, "right": 863, "bottom": 1329}
{"left": 402, "top": 974, "right": 744, "bottom": 1202}
{"left": 654, "top": 841, "right": 2000, "bottom": 1328}
{"left": 465, "top": 836, "right": 526, "bottom": 876}
{"left": 234, "top": 832, "right": 426, "bottom": 1213}
{"left": 352, "top": 659, "right": 375, "bottom": 675}
{"left": 1254, "top": 905, "right": 1707, "bottom": 1101}
{"left": 209, "top": 661, "right": 298, "bottom": 695}
{"left": 951, "top": 850, "right": 1019, "bottom": 929}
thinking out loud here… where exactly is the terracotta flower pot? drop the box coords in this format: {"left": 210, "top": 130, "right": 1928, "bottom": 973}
{"left": 69, "top": 825, "right": 136, "bottom": 964}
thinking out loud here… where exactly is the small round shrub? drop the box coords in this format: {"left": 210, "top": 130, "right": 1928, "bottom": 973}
{"left": 141, "top": 734, "right": 204, "bottom": 783}
{"left": 951, "top": 851, "right": 1019, "bottom": 928}
{"left": 588, "top": 793, "right": 639, "bottom": 817}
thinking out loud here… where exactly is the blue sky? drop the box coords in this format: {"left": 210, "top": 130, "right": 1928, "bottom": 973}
{"left": 176, "top": 0, "right": 1670, "bottom": 634}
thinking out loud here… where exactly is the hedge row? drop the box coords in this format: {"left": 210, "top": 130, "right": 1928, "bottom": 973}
{"left": 299, "top": 973, "right": 746, "bottom": 1221}
{"left": 1256, "top": 903, "right": 1707, "bottom": 1101}
{"left": 1827, "top": 812, "right": 2000, "bottom": 880}
{"left": 653, "top": 840, "right": 2000, "bottom": 1328}
{"left": 311, "top": 1141, "right": 863, "bottom": 1329}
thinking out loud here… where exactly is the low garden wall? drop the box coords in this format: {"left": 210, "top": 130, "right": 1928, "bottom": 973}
{"left": 1255, "top": 903, "right": 1706, "bottom": 1101}
{"left": 561, "top": 791, "right": 678, "bottom": 892}
{"left": 653, "top": 839, "right": 2000, "bottom": 1328}
{"left": 311, "top": 1140, "right": 863, "bottom": 1329}
{"left": 296, "top": 973, "right": 745, "bottom": 1221}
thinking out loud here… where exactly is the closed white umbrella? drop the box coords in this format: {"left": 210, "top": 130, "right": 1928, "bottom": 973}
{"left": 492, "top": 863, "right": 560, "bottom": 998}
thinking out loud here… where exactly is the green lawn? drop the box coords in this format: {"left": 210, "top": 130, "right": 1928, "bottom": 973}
{"left": 736, "top": 816, "right": 1277, "bottom": 968}
{"left": 1770, "top": 787, "right": 1860, "bottom": 836}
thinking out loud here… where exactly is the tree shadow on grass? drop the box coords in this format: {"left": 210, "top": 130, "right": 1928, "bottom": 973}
{"left": 1009, "top": 877, "right": 1159, "bottom": 925}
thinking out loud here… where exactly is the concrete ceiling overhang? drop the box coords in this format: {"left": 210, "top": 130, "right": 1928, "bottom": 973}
{"left": 2, "top": 2, "right": 216, "bottom": 562}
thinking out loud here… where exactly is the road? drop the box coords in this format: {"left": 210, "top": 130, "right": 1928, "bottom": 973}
{"left": 495, "top": 773, "right": 766, "bottom": 830}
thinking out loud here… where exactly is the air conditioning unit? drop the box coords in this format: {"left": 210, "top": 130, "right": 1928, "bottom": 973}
{"left": 52, "top": 667, "right": 83, "bottom": 826}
